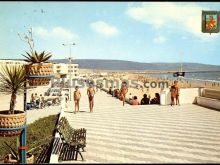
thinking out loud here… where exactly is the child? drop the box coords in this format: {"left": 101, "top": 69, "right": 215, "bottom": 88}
{"left": 74, "top": 86, "right": 81, "bottom": 113}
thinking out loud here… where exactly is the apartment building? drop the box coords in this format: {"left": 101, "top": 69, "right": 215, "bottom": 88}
{"left": 53, "top": 63, "right": 79, "bottom": 79}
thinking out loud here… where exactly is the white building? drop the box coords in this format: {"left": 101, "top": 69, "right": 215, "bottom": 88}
{"left": 0, "top": 59, "right": 80, "bottom": 80}
{"left": 53, "top": 63, "right": 79, "bottom": 79}
{"left": 0, "top": 59, "right": 27, "bottom": 66}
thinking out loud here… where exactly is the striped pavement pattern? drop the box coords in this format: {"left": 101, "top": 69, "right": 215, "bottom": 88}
{"left": 61, "top": 88, "right": 220, "bottom": 163}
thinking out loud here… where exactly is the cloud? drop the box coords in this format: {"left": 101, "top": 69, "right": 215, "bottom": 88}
{"left": 153, "top": 36, "right": 166, "bottom": 44}
{"left": 90, "top": 21, "right": 119, "bottom": 37}
{"left": 126, "top": 2, "right": 218, "bottom": 40}
{"left": 33, "top": 27, "right": 79, "bottom": 42}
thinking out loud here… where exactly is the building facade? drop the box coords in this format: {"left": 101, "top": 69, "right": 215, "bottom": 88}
{"left": 0, "top": 59, "right": 27, "bottom": 66}
{"left": 53, "top": 63, "right": 79, "bottom": 79}
{"left": 0, "top": 60, "right": 80, "bottom": 79}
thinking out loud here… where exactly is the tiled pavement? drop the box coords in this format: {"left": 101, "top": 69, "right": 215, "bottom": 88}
{"left": 61, "top": 88, "right": 220, "bottom": 163}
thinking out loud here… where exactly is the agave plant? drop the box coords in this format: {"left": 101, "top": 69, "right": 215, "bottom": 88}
{"left": 22, "top": 50, "right": 52, "bottom": 64}
{"left": 0, "top": 65, "right": 25, "bottom": 114}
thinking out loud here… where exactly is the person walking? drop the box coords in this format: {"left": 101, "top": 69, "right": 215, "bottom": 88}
{"left": 74, "top": 86, "right": 81, "bottom": 113}
{"left": 87, "top": 83, "right": 96, "bottom": 113}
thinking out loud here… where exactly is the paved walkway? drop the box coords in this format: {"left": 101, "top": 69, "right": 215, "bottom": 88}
{"left": 26, "top": 105, "right": 61, "bottom": 124}
{"left": 61, "top": 88, "right": 220, "bottom": 163}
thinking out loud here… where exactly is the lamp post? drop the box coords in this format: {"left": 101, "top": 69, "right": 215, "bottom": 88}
{"left": 62, "top": 43, "right": 76, "bottom": 101}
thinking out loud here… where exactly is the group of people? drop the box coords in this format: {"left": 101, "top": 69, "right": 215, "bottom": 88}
{"left": 30, "top": 93, "right": 45, "bottom": 109}
{"left": 128, "top": 93, "right": 160, "bottom": 105}
{"left": 108, "top": 82, "right": 161, "bottom": 106}
{"left": 73, "top": 80, "right": 180, "bottom": 112}
{"left": 73, "top": 83, "right": 96, "bottom": 113}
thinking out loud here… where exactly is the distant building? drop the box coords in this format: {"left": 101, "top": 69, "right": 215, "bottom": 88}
{"left": 0, "top": 59, "right": 80, "bottom": 79}
{"left": 53, "top": 63, "right": 79, "bottom": 79}
{"left": 0, "top": 59, "right": 27, "bottom": 66}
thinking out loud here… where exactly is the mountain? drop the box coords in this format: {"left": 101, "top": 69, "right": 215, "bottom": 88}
{"left": 50, "top": 59, "right": 220, "bottom": 71}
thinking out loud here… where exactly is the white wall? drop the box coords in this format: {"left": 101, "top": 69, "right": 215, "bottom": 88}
{"left": 53, "top": 63, "right": 79, "bottom": 79}
{"left": 197, "top": 97, "right": 220, "bottom": 110}
{"left": 160, "top": 88, "right": 201, "bottom": 105}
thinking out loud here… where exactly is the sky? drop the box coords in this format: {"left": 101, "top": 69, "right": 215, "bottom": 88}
{"left": 0, "top": 2, "right": 220, "bottom": 65}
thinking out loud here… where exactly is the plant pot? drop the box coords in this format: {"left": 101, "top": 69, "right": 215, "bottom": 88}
{"left": 25, "top": 63, "right": 54, "bottom": 86}
{"left": 4, "top": 153, "right": 34, "bottom": 164}
{"left": 28, "top": 78, "right": 51, "bottom": 86}
{"left": 0, "top": 110, "right": 26, "bottom": 137}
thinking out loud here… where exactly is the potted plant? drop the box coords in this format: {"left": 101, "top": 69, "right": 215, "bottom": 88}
{"left": 0, "top": 65, "right": 26, "bottom": 137}
{"left": 18, "top": 27, "right": 54, "bottom": 87}
{"left": 3, "top": 142, "right": 34, "bottom": 164}
{"left": 23, "top": 50, "right": 54, "bottom": 86}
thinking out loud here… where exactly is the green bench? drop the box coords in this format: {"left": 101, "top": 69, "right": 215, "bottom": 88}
{"left": 56, "top": 117, "right": 86, "bottom": 161}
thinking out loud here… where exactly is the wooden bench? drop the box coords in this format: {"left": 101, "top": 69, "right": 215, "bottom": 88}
{"left": 56, "top": 117, "right": 86, "bottom": 161}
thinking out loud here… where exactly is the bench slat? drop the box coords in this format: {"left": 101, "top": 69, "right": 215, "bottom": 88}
{"left": 56, "top": 116, "right": 86, "bottom": 161}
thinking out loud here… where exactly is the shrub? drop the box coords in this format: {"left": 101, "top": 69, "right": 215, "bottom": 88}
{"left": 0, "top": 114, "right": 59, "bottom": 161}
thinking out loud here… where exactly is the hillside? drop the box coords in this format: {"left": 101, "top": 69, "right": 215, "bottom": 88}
{"left": 50, "top": 59, "right": 220, "bottom": 71}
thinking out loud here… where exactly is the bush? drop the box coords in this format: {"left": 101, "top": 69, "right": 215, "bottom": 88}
{"left": 0, "top": 114, "right": 59, "bottom": 161}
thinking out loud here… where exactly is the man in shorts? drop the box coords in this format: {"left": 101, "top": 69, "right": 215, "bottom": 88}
{"left": 87, "top": 83, "right": 96, "bottom": 113}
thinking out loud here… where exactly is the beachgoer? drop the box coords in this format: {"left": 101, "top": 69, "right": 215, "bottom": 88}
{"left": 131, "top": 96, "right": 139, "bottom": 105}
{"left": 74, "top": 86, "right": 81, "bottom": 113}
{"left": 120, "top": 81, "right": 128, "bottom": 106}
{"left": 150, "top": 93, "right": 160, "bottom": 104}
{"left": 112, "top": 86, "right": 116, "bottom": 97}
{"left": 174, "top": 80, "right": 180, "bottom": 105}
{"left": 109, "top": 87, "right": 112, "bottom": 95}
{"left": 141, "top": 94, "right": 150, "bottom": 105}
{"left": 30, "top": 93, "right": 35, "bottom": 103}
{"left": 87, "top": 83, "right": 96, "bottom": 113}
{"left": 100, "top": 83, "right": 103, "bottom": 92}
{"left": 39, "top": 94, "right": 45, "bottom": 109}
{"left": 170, "top": 84, "right": 176, "bottom": 106}
{"left": 35, "top": 93, "right": 40, "bottom": 107}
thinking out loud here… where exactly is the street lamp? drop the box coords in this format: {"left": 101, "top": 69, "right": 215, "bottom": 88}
{"left": 62, "top": 43, "right": 76, "bottom": 101}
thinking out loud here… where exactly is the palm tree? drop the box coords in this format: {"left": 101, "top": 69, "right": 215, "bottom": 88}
{"left": 0, "top": 65, "right": 26, "bottom": 114}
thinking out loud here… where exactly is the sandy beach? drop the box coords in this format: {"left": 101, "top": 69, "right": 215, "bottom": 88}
{"left": 96, "top": 72, "right": 220, "bottom": 103}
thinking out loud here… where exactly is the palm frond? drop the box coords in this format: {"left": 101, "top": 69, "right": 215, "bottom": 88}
{"left": 0, "top": 65, "right": 25, "bottom": 92}
{"left": 23, "top": 50, "right": 52, "bottom": 63}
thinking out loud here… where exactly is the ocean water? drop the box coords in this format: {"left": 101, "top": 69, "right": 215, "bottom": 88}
{"left": 147, "top": 71, "right": 220, "bottom": 83}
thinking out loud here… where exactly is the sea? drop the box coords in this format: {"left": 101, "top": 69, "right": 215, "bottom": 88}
{"left": 147, "top": 71, "right": 220, "bottom": 83}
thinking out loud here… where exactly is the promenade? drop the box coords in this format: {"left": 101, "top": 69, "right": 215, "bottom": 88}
{"left": 60, "top": 87, "right": 220, "bottom": 163}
